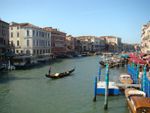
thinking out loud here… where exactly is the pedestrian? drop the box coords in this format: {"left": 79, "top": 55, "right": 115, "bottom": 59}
{"left": 49, "top": 66, "right": 51, "bottom": 74}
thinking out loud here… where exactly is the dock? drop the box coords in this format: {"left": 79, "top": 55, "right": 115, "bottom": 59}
{"left": 116, "top": 83, "right": 141, "bottom": 89}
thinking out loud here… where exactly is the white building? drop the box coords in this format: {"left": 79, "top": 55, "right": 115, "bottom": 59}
{"left": 141, "top": 22, "right": 150, "bottom": 53}
{"left": 9, "top": 22, "right": 51, "bottom": 56}
{"left": 101, "top": 36, "right": 122, "bottom": 52}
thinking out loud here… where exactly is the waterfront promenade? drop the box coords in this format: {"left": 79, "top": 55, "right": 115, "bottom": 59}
{"left": 0, "top": 56, "right": 129, "bottom": 113}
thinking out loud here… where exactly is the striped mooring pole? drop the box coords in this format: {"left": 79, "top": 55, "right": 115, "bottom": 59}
{"left": 142, "top": 66, "right": 146, "bottom": 93}
{"left": 104, "top": 64, "right": 109, "bottom": 110}
{"left": 98, "top": 65, "right": 101, "bottom": 81}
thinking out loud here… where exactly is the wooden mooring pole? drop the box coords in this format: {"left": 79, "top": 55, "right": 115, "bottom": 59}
{"left": 104, "top": 64, "right": 109, "bottom": 110}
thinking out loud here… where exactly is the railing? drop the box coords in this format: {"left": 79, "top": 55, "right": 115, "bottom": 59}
{"left": 127, "top": 64, "right": 150, "bottom": 97}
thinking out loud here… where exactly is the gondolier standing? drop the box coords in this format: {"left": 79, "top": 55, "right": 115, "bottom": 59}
{"left": 49, "top": 66, "right": 51, "bottom": 74}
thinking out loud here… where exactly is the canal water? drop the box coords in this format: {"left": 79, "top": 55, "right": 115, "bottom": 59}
{"left": 0, "top": 56, "right": 129, "bottom": 113}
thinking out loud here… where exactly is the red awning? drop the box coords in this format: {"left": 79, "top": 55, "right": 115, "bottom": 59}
{"left": 129, "top": 53, "right": 138, "bottom": 58}
{"left": 129, "top": 57, "right": 147, "bottom": 64}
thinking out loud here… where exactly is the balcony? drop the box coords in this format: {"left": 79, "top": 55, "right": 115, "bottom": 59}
{"left": 15, "top": 46, "right": 21, "bottom": 49}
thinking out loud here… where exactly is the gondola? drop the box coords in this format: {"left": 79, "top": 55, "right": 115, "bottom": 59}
{"left": 99, "top": 61, "right": 114, "bottom": 68}
{"left": 125, "top": 88, "right": 150, "bottom": 113}
{"left": 45, "top": 68, "right": 75, "bottom": 79}
{"left": 99, "top": 61, "right": 106, "bottom": 67}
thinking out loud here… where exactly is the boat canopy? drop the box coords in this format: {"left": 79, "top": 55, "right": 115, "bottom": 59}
{"left": 129, "top": 57, "right": 147, "bottom": 64}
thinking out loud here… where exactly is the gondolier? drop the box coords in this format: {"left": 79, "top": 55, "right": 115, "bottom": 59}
{"left": 49, "top": 66, "right": 51, "bottom": 74}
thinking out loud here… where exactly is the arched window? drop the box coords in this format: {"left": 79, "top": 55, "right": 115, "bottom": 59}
{"left": 17, "top": 40, "right": 19, "bottom": 46}
{"left": 26, "top": 50, "right": 30, "bottom": 55}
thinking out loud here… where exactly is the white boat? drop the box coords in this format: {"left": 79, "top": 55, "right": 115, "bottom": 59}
{"left": 96, "top": 81, "right": 120, "bottom": 95}
{"left": 120, "top": 74, "right": 133, "bottom": 84}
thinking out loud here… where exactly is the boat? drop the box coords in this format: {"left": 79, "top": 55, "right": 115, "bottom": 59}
{"left": 96, "top": 81, "right": 120, "bottom": 95}
{"left": 125, "top": 88, "right": 150, "bottom": 113}
{"left": 45, "top": 68, "right": 75, "bottom": 79}
{"left": 120, "top": 74, "right": 133, "bottom": 84}
{"left": 99, "top": 61, "right": 106, "bottom": 67}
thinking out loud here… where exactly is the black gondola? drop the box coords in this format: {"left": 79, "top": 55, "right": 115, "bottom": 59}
{"left": 99, "top": 61, "right": 106, "bottom": 67}
{"left": 45, "top": 68, "right": 75, "bottom": 79}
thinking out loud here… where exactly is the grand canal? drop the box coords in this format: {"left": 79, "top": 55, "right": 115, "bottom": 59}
{"left": 0, "top": 56, "right": 129, "bottom": 113}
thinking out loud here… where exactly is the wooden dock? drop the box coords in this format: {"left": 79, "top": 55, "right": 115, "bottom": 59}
{"left": 116, "top": 83, "right": 141, "bottom": 89}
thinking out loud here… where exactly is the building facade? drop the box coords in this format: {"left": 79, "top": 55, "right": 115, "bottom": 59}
{"left": 76, "top": 36, "right": 106, "bottom": 52}
{"left": 122, "top": 43, "right": 135, "bottom": 52}
{"left": 0, "top": 20, "right": 9, "bottom": 56}
{"left": 66, "top": 35, "right": 75, "bottom": 54}
{"left": 102, "top": 36, "right": 122, "bottom": 52}
{"left": 9, "top": 22, "right": 51, "bottom": 56}
{"left": 44, "top": 27, "right": 66, "bottom": 56}
{"left": 141, "top": 22, "right": 150, "bottom": 53}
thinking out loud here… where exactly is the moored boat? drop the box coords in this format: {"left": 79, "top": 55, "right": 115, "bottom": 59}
{"left": 120, "top": 74, "right": 133, "bottom": 84}
{"left": 125, "top": 88, "right": 150, "bottom": 113}
{"left": 45, "top": 68, "right": 75, "bottom": 79}
{"left": 96, "top": 81, "right": 120, "bottom": 95}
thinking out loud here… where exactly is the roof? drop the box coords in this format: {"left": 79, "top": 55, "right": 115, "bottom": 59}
{"left": 9, "top": 22, "right": 41, "bottom": 30}
{"left": 0, "top": 20, "right": 9, "bottom": 25}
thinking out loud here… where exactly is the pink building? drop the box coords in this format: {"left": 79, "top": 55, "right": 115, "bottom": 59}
{"left": 44, "top": 27, "right": 66, "bottom": 57}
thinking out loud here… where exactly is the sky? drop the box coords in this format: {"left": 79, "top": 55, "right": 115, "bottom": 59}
{"left": 0, "top": 0, "right": 150, "bottom": 44}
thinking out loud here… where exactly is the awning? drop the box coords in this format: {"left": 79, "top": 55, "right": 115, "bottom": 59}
{"left": 129, "top": 53, "right": 138, "bottom": 58}
{"left": 129, "top": 57, "right": 147, "bottom": 64}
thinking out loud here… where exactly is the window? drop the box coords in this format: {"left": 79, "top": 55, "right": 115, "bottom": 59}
{"left": 33, "top": 50, "right": 36, "bottom": 54}
{"left": 37, "top": 50, "right": 39, "bottom": 54}
{"left": 27, "top": 30, "right": 30, "bottom": 36}
{"left": 17, "top": 32, "right": 19, "bottom": 37}
{"left": 17, "top": 40, "right": 19, "bottom": 46}
{"left": 39, "top": 31, "right": 41, "bottom": 37}
{"left": 33, "top": 30, "right": 35, "bottom": 36}
{"left": 11, "top": 32, "right": 13, "bottom": 38}
{"left": 36, "top": 40, "right": 38, "bottom": 46}
{"left": 26, "top": 50, "right": 30, "bottom": 55}
{"left": 27, "top": 40, "right": 29, "bottom": 47}
{"left": 33, "top": 40, "right": 35, "bottom": 46}
{"left": 36, "top": 31, "right": 38, "bottom": 37}
{"left": 17, "top": 26, "right": 19, "bottom": 29}
{"left": 21, "top": 50, "right": 23, "bottom": 53}
{"left": 11, "top": 27, "right": 13, "bottom": 30}
{"left": 16, "top": 50, "right": 19, "bottom": 53}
